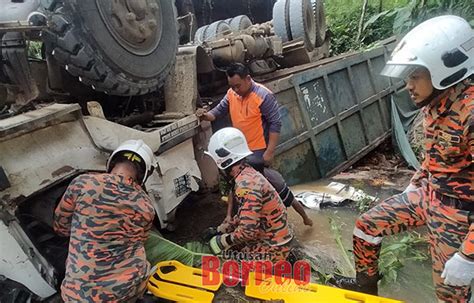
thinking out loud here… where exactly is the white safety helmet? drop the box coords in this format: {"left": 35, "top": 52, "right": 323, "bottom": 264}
{"left": 206, "top": 127, "right": 253, "bottom": 170}
{"left": 106, "top": 139, "right": 157, "bottom": 185}
{"left": 381, "top": 15, "right": 473, "bottom": 90}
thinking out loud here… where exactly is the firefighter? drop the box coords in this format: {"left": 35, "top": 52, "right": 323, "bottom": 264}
{"left": 334, "top": 15, "right": 473, "bottom": 302}
{"left": 206, "top": 127, "right": 293, "bottom": 262}
{"left": 54, "top": 140, "right": 156, "bottom": 302}
{"left": 225, "top": 157, "right": 314, "bottom": 226}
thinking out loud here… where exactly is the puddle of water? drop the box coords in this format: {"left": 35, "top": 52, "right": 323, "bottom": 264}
{"left": 289, "top": 180, "right": 437, "bottom": 303}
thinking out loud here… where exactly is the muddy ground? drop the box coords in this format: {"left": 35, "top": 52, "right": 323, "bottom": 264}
{"left": 156, "top": 140, "right": 440, "bottom": 302}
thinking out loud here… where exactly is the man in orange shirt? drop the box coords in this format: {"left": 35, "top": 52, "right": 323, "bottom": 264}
{"left": 198, "top": 63, "right": 281, "bottom": 165}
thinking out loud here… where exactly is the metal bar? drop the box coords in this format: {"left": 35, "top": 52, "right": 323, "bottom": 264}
{"left": 382, "top": 45, "right": 394, "bottom": 89}
{"left": 265, "top": 46, "right": 390, "bottom": 93}
{"left": 276, "top": 131, "right": 311, "bottom": 154}
{"left": 291, "top": 47, "right": 386, "bottom": 86}
{"left": 346, "top": 65, "right": 369, "bottom": 144}
{"left": 0, "top": 22, "right": 46, "bottom": 33}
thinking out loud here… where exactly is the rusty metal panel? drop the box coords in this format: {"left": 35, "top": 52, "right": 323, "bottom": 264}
{"left": 362, "top": 103, "right": 386, "bottom": 142}
{"left": 351, "top": 62, "right": 376, "bottom": 102}
{"left": 299, "top": 78, "right": 334, "bottom": 127}
{"left": 265, "top": 43, "right": 402, "bottom": 184}
{"left": 314, "top": 126, "right": 345, "bottom": 176}
{"left": 273, "top": 141, "right": 321, "bottom": 185}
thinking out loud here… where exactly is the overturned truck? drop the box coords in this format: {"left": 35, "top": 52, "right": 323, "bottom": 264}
{"left": 0, "top": 0, "right": 403, "bottom": 301}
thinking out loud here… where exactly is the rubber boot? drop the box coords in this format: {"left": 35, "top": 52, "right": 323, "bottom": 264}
{"left": 330, "top": 272, "right": 379, "bottom": 295}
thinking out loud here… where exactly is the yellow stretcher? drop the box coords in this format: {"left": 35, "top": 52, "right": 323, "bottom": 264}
{"left": 147, "top": 260, "right": 222, "bottom": 303}
{"left": 148, "top": 261, "right": 404, "bottom": 303}
{"left": 245, "top": 271, "right": 404, "bottom": 303}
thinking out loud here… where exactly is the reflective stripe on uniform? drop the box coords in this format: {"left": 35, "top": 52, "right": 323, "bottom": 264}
{"left": 353, "top": 227, "right": 383, "bottom": 245}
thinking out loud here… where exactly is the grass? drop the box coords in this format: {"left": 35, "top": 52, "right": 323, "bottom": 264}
{"left": 325, "top": 0, "right": 410, "bottom": 19}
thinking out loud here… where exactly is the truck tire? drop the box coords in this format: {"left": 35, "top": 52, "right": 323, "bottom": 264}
{"left": 204, "top": 20, "right": 232, "bottom": 41}
{"left": 273, "top": 0, "right": 291, "bottom": 42}
{"left": 194, "top": 25, "right": 208, "bottom": 43}
{"left": 311, "top": 0, "right": 327, "bottom": 46}
{"left": 228, "top": 15, "right": 253, "bottom": 32}
{"left": 289, "top": 0, "right": 317, "bottom": 51}
{"left": 44, "top": 0, "right": 178, "bottom": 96}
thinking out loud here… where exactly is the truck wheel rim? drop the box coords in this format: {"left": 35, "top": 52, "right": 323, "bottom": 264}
{"left": 96, "top": 0, "right": 163, "bottom": 56}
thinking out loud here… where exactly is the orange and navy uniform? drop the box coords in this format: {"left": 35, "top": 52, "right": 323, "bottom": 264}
{"left": 54, "top": 173, "right": 155, "bottom": 302}
{"left": 352, "top": 81, "right": 473, "bottom": 302}
{"left": 219, "top": 164, "right": 293, "bottom": 262}
{"left": 411, "top": 82, "right": 473, "bottom": 202}
{"left": 209, "top": 81, "right": 281, "bottom": 151}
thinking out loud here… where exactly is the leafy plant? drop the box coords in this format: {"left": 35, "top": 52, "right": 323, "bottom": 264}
{"left": 145, "top": 231, "right": 212, "bottom": 267}
{"left": 355, "top": 195, "right": 376, "bottom": 213}
{"left": 329, "top": 217, "right": 356, "bottom": 277}
{"left": 364, "top": 0, "right": 473, "bottom": 35}
{"left": 27, "top": 41, "right": 43, "bottom": 60}
{"left": 379, "top": 232, "right": 428, "bottom": 285}
{"left": 349, "top": 181, "right": 377, "bottom": 213}
{"left": 326, "top": 0, "right": 473, "bottom": 55}
{"left": 184, "top": 241, "right": 212, "bottom": 254}
{"left": 328, "top": 215, "right": 428, "bottom": 287}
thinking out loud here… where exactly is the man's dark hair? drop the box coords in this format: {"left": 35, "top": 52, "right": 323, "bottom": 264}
{"left": 226, "top": 63, "right": 250, "bottom": 79}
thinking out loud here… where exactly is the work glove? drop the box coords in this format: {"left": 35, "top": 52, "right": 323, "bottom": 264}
{"left": 209, "top": 234, "right": 233, "bottom": 255}
{"left": 441, "top": 253, "right": 474, "bottom": 286}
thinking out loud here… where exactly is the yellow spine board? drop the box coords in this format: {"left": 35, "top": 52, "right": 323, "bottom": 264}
{"left": 147, "top": 278, "right": 214, "bottom": 303}
{"left": 245, "top": 272, "right": 404, "bottom": 303}
{"left": 155, "top": 260, "right": 222, "bottom": 291}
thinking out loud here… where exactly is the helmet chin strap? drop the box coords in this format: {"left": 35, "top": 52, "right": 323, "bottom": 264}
{"left": 416, "top": 88, "right": 444, "bottom": 108}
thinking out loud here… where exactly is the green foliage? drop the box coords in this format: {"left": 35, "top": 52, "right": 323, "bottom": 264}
{"left": 349, "top": 181, "right": 377, "bottom": 213}
{"left": 327, "top": 9, "right": 361, "bottom": 56}
{"left": 27, "top": 41, "right": 43, "bottom": 60}
{"left": 326, "top": 0, "right": 473, "bottom": 55}
{"left": 184, "top": 241, "right": 212, "bottom": 254}
{"left": 329, "top": 217, "right": 356, "bottom": 276}
{"left": 219, "top": 177, "right": 232, "bottom": 196}
{"left": 379, "top": 232, "right": 429, "bottom": 285}
{"left": 364, "top": 0, "right": 473, "bottom": 35}
{"left": 329, "top": 216, "right": 428, "bottom": 286}
{"left": 145, "top": 231, "right": 212, "bottom": 267}
{"left": 355, "top": 195, "right": 376, "bottom": 213}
